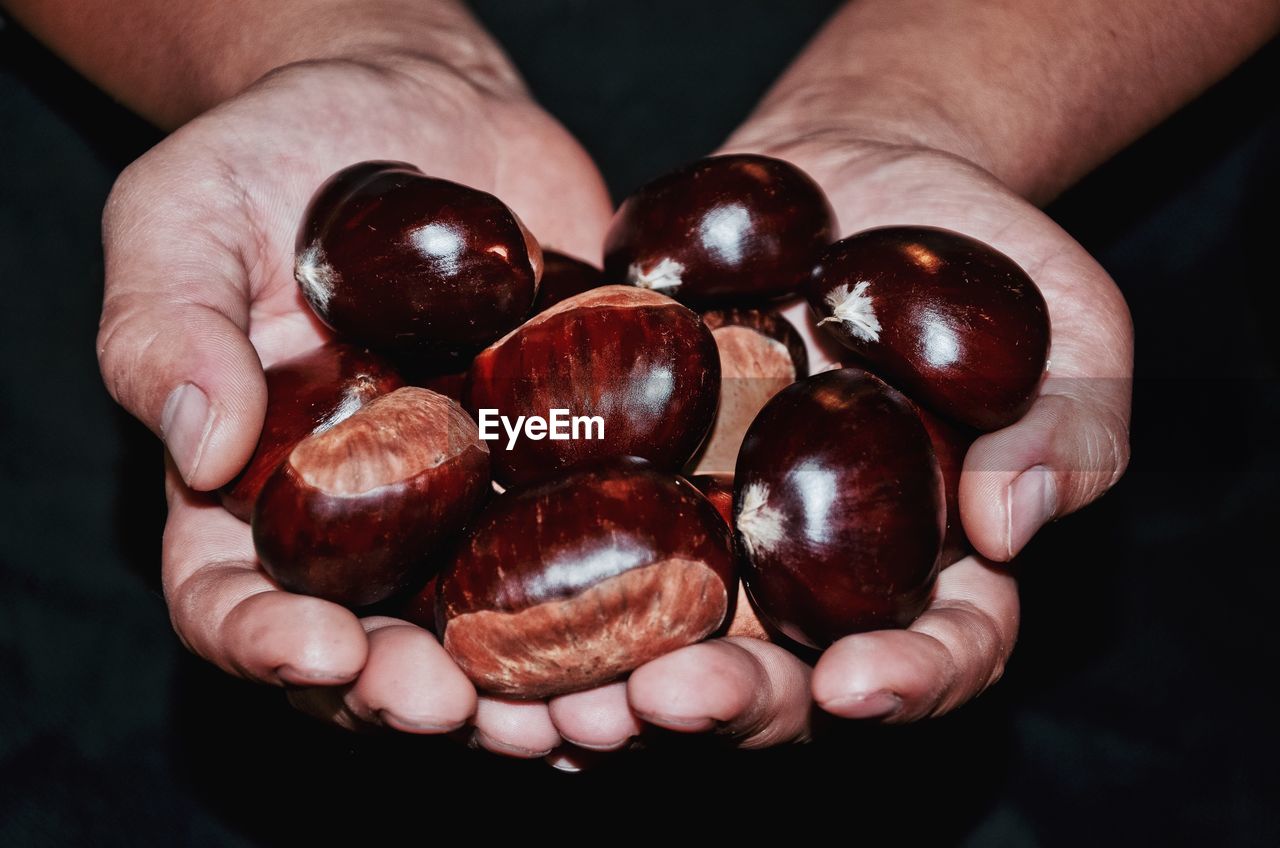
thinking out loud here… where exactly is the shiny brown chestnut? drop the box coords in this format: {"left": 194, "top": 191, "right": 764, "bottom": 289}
{"left": 734, "top": 368, "right": 945, "bottom": 649}
{"left": 688, "top": 472, "right": 769, "bottom": 641}
{"left": 914, "top": 402, "right": 975, "bottom": 566}
{"left": 253, "top": 387, "right": 490, "bottom": 608}
{"left": 529, "top": 250, "right": 604, "bottom": 314}
{"left": 806, "top": 226, "right": 1050, "bottom": 431}
{"left": 603, "top": 154, "right": 836, "bottom": 303}
{"left": 691, "top": 308, "right": 808, "bottom": 475}
{"left": 220, "top": 343, "right": 404, "bottom": 521}
{"left": 437, "top": 460, "right": 737, "bottom": 699}
{"left": 465, "top": 286, "right": 720, "bottom": 487}
{"left": 294, "top": 161, "right": 543, "bottom": 363}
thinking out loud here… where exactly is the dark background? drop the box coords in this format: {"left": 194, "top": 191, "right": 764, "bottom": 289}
{"left": 2, "top": 2, "right": 1277, "bottom": 844}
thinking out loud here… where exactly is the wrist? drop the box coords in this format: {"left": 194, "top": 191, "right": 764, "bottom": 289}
{"left": 201, "top": 2, "right": 524, "bottom": 120}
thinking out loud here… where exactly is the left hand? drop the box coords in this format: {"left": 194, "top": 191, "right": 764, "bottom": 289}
{"left": 613, "top": 131, "right": 1132, "bottom": 745}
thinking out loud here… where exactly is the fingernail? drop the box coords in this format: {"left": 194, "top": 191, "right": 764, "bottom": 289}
{"left": 471, "top": 730, "right": 554, "bottom": 759}
{"left": 276, "top": 664, "right": 355, "bottom": 686}
{"left": 377, "top": 710, "right": 465, "bottom": 734}
{"left": 1008, "top": 465, "right": 1057, "bottom": 557}
{"left": 161, "top": 383, "right": 212, "bottom": 484}
{"left": 631, "top": 712, "right": 715, "bottom": 732}
{"left": 823, "top": 690, "right": 902, "bottom": 719}
{"left": 545, "top": 751, "right": 586, "bottom": 773}
{"left": 560, "top": 734, "right": 635, "bottom": 753}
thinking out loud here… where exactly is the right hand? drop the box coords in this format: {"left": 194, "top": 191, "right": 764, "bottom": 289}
{"left": 98, "top": 53, "right": 628, "bottom": 757}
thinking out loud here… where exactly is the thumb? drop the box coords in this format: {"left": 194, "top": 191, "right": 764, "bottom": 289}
{"left": 960, "top": 378, "right": 1132, "bottom": 562}
{"left": 97, "top": 168, "right": 266, "bottom": 491}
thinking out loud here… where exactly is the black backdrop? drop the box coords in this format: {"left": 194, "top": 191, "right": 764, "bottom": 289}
{"left": 1, "top": 2, "right": 1277, "bottom": 844}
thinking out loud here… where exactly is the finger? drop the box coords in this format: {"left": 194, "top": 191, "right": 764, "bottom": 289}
{"left": 962, "top": 377, "right": 1131, "bottom": 561}
{"left": 471, "top": 697, "right": 561, "bottom": 759}
{"left": 340, "top": 618, "right": 476, "bottom": 733}
{"left": 812, "top": 556, "right": 1019, "bottom": 722}
{"left": 98, "top": 155, "right": 268, "bottom": 489}
{"left": 162, "top": 462, "right": 368, "bottom": 686}
{"left": 627, "top": 637, "right": 813, "bottom": 748}
{"left": 547, "top": 682, "right": 643, "bottom": 752}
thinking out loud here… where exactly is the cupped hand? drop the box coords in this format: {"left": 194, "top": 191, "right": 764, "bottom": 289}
{"left": 97, "top": 54, "right": 618, "bottom": 756}
{"left": 623, "top": 135, "right": 1132, "bottom": 741}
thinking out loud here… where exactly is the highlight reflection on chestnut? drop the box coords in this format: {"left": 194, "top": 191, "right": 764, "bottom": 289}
{"left": 806, "top": 226, "right": 1050, "bottom": 431}
{"left": 465, "top": 286, "right": 720, "bottom": 487}
{"left": 692, "top": 308, "right": 808, "bottom": 475}
{"left": 295, "top": 161, "right": 542, "bottom": 363}
{"left": 220, "top": 342, "right": 403, "bottom": 521}
{"left": 437, "top": 460, "right": 737, "bottom": 699}
{"left": 253, "top": 387, "right": 490, "bottom": 608}
{"left": 604, "top": 154, "right": 835, "bottom": 303}
{"left": 734, "top": 368, "right": 944, "bottom": 648}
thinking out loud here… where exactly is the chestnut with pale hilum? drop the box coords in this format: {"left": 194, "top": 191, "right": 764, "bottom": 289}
{"left": 437, "top": 459, "right": 738, "bottom": 699}
{"left": 688, "top": 472, "right": 771, "bottom": 641}
{"left": 465, "top": 285, "right": 720, "bottom": 487}
{"left": 733, "top": 368, "right": 945, "bottom": 650}
{"left": 806, "top": 226, "right": 1050, "bottom": 432}
{"left": 604, "top": 154, "right": 836, "bottom": 303}
{"left": 691, "top": 308, "right": 808, "bottom": 476}
{"left": 220, "top": 342, "right": 403, "bottom": 522}
{"left": 253, "top": 386, "right": 491, "bottom": 609}
{"left": 294, "top": 161, "right": 543, "bottom": 366}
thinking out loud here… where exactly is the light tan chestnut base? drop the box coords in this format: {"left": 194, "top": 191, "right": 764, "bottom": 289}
{"left": 693, "top": 326, "right": 797, "bottom": 475}
{"left": 443, "top": 559, "right": 729, "bottom": 699}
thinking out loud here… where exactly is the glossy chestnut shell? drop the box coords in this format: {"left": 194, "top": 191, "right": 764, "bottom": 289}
{"left": 914, "top": 402, "right": 975, "bottom": 566}
{"left": 734, "top": 368, "right": 944, "bottom": 648}
{"left": 294, "top": 161, "right": 543, "bottom": 363}
{"left": 253, "top": 387, "right": 490, "bottom": 608}
{"left": 437, "top": 459, "right": 737, "bottom": 698}
{"left": 689, "top": 472, "right": 768, "bottom": 640}
{"left": 806, "top": 226, "right": 1050, "bottom": 431}
{"left": 220, "top": 342, "right": 403, "bottom": 521}
{"left": 529, "top": 250, "right": 603, "bottom": 314}
{"left": 603, "top": 154, "right": 836, "bottom": 303}
{"left": 465, "top": 286, "right": 720, "bottom": 487}
{"left": 691, "top": 308, "right": 808, "bottom": 475}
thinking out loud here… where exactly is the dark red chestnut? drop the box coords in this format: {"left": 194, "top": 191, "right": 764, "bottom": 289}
{"left": 689, "top": 472, "right": 768, "bottom": 640}
{"left": 914, "top": 402, "right": 975, "bottom": 566}
{"left": 437, "top": 459, "right": 736, "bottom": 698}
{"left": 253, "top": 386, "right": 490, "bottom": 608}
{"left": 294, "top": 161, "right": 543, "bottom": 363}
{"left": 603, "top": 154, "right": 836, "bottom": 303}
{"left": 400, "top": 574, "right": 439, "bottom": 633}
{"left": 465, "top": 286, "right": 720, "bottom": 487}
{"left": 691, "top": 308, "right": 808, "bottom": 475}
{"left": 733, "top": 368, "right": 944, "bottom": 648}
{"left": 220, "top": 342, "right": 403, "bottom": 521}
{"left": 806, "top": 226, "right": 1050, "bottom": 431}
{"left": 529, "top": 250, "right": 604, "bottom": 314}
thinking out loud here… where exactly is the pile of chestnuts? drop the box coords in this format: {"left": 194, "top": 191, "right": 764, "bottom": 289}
{"left": 234, "top": 153, "right": 1049, "bottom": 698}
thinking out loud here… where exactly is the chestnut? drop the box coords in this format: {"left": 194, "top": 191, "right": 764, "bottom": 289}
{"left": 806, "top": 226, "right": 1050, "bottom": 431}
{"left": 220, "top": 342, "right": 403, "bottom": 521}
{"left": 529, "top": 250, "right": 604, "bottom": 314}
{"left": 294, "top": 161, "right": 543, "bottom": 364}
{"left": 437, "top": 459, "right": 737, "bottom": 699}
{"left": 465, "top": 285, "right": 720, "bottom": 487}
{"left": 252, "top": 386, "right": 490, "bottom": 608}
{"left": 733, "top": 368, "right": 944, "bottom": 649}
{"left": 914, "top": 402, "right": 975, "bottom": 566}
{"left": 689, "top": 472, "right": 768, "bottom": 641}
{"left": 691, "top": 308, "right": 808, "bottom": 475}
{"left": 400, "top": 574, "right": 439, "bottom": 633}
{"left": 603, "top": 154, "right": 836, "bottom": 303}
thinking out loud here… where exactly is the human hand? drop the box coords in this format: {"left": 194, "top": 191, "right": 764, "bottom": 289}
{"left": 97, "top": 49, "right": 628, "bottom": 757}
{"left": 621, "top": 130, "right": 1132, "bottom": 742}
